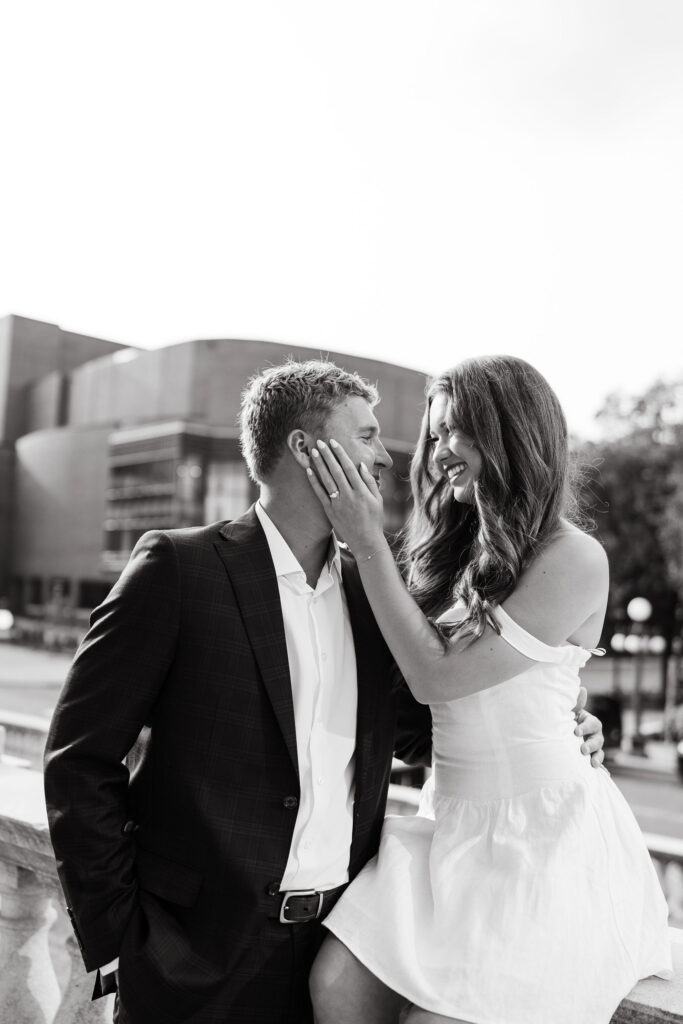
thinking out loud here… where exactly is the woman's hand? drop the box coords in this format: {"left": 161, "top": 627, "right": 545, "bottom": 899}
{"left": 306, "top": 439, "right": 386, "bottom": 557}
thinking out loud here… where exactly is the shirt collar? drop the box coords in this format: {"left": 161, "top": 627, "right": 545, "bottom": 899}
{"left": 255, "top": 501, "right": 342, "bottom": 580}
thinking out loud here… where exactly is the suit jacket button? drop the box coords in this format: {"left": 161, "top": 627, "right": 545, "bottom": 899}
{"left": 122, "top": 820, "right": 139, "bottom": 834}
{"left": 267, "top": 882, "right": 280, "bottom": 896}
{"left": 283, "top": 795, "right": 298, "bottom": 809}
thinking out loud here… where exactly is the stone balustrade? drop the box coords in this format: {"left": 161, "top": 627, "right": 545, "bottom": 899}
{"left": 0, "top": 764, "right": 113, "bottom": 1023}
{"left": 0, "top": 711, "right": 49, "bottom": 771}
{"left": 0, "top": 769, "right": 682, "bottom": 1022}
{"left": 647, "top": 833, "right": 683, "bottom": 929}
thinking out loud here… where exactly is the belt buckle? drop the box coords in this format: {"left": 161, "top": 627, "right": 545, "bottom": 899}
{"left": 279, "top": 889, "right": 324, "bottom": 924}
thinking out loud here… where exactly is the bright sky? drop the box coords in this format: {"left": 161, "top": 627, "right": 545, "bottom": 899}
{"left": 1, "top": 0, "right": 681, "bottom": 437}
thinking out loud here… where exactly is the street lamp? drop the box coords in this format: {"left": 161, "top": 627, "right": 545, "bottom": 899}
{"left": 0, "top": 609, "right": 14, "bottom": 638}
{"left": 611, "top": 598, "right": 666, "bottom": 755}
{"left": 627, "top": 597, "right": 653, "bottom": 625}
{"left": 627, "top": 597, "right": 652, "bottom": 753}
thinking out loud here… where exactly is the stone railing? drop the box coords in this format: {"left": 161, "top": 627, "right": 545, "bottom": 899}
{"left": 647, "top": 833, "right": 683, "bottom": 929}
{"left": 0, "top": 711, "right": 49, "bottom": 770}
{"left": 1, "top": 768, "right": 682, "bottom": 1023}
{"left": 0, "top": 764, "right": 113, "bottom": 1023}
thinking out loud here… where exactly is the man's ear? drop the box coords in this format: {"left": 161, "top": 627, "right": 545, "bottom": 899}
{"left": 286, "top": 429, "right": 313, "bottom": 469}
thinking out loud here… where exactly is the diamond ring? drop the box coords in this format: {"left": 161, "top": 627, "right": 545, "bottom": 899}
{"left": 328, "top": 490, "right": 340, "bottom": 499}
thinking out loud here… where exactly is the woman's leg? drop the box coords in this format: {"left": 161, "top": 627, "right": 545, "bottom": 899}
{"left": 310, "top": 933, "right": 408, "bottom": 1024}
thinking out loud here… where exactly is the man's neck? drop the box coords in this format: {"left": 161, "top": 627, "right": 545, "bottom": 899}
{"left": 258, "top": 484, "right": 334, "bottom": 588}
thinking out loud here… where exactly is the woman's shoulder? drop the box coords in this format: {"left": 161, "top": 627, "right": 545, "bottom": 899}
{"left": 542, "top": 522, "right": 608, "bottom": 577}
{"left": 521, "top": 522, "right": 608, "bottom": 609}
{"left": 503, "top": 524, "right": 608, "bottom": 647}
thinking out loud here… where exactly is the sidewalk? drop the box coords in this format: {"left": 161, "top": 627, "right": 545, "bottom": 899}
{"left": 611, "top": 740, "right": 679, "bottom": 777}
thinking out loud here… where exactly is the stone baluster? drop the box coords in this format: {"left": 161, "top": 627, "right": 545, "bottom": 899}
{"left": 0, "top": 861, "right": 61, "bottom": 1024}
{"left": 51, "top": 899, "right": 114, "bottom": 1024}
{"left": 663, "top": 860, "right": 683, "bottom": 927}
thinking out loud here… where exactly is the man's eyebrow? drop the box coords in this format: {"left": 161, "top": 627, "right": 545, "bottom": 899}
{"left": 358, "top": 424, "right": 380, "bottom": 434}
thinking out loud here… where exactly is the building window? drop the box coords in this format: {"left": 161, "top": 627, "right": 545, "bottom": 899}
{"left": 204, "top": 461, "right": 251, "bottom": 523}
{"left": 8, "top": 577, "right": 22, "bottom": 613}
{"left": 103, "top": 527, "right": 126, "bottom": 552}
{"left": 27, "top": 577, "right": 44, "bottom": 606}
{"left": 78, "top": 580, "right": 111, "bottom": 610}
{"left": 48, "top": 577, "right": 71, "bottom": 601}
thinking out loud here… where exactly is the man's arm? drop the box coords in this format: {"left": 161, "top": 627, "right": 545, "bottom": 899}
{"left": 390, "top": 661, "right": 433, "bottom": 766}
{"left": 574, "top": 686, "right": 606, "bottom": 768}
{"left": 44, "top": 531, "right": 181, "bottom": 971}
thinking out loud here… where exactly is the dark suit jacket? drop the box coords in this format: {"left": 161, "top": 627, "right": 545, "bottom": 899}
{"left": 44, "top": 507, "right": 432, "bottom": 1021}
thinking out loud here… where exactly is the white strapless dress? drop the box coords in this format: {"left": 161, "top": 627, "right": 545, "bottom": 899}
{"left": 324, "top": 605, "right": 672, "bottom": 1023}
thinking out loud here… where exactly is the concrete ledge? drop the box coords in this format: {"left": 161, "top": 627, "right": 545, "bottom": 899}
{"left": 612, "top": 931, "right": 683, "bottom": 1021}
{"left": 0, "top": 707, "right": 50, "bottom": 768}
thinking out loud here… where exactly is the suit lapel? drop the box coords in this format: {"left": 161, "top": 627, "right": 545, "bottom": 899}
{"left": 341, "top": 551, "right": 381, "bottom": 814}
{"left": 214, "top": 507, "right": 298, "bottom": 778}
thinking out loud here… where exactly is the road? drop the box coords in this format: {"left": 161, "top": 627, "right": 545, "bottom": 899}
{"left": 2, "top": 642, "right": 683, "bottom": 840}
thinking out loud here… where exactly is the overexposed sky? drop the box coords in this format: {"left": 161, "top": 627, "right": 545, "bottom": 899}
{"left": 1, "top": 0, "right": 681, "bottom": 436}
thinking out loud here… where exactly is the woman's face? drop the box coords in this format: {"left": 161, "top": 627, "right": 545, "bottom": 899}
{"left": 428, "top": 392, "right": 483, "bottom": 504}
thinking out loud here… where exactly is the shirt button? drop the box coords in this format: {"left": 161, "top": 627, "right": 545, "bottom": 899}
{"left": 303, "top": 840, "right": 312, "bottom": 849}
{"left": 283, "top": 795, "right": 299, "bottom": 809}
{"left": 321, "top": 652, "right": 328, "bottom": 661}
{"left": 317, "top": 776, "right": 324, "bottom": 785}
{"left": 266, "top": 882, "right": 280, "bottom": 896}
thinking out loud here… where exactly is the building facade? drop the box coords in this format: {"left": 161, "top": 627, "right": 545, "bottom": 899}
{"left": 1, "top": 316, "right": 428, "bottom": 620}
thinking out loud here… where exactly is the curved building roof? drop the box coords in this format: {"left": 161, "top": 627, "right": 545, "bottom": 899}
{"left": 64, "top": 338, "right": 428, "bottom": 450}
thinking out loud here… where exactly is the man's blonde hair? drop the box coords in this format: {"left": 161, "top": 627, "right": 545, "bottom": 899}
{"left": 240, "top": 359, "right": 379, "bottom": 483}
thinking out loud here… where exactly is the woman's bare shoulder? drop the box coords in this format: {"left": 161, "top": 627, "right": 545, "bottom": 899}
{"left": 503, "top": 525, "right": 608, "bottom": 646}
{"left": 541, "top": 522, "right": 608, "bottom": 579}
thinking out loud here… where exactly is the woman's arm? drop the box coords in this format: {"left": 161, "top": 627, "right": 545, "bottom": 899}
{"left": 307, "top": 440, "right": 608, "bottom": 704}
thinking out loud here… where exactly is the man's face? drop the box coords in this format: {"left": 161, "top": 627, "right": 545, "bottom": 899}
{"left": 318, "top": 396, "right": 393, "bottom": 486}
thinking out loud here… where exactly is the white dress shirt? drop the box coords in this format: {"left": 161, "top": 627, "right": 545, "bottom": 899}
{"left": 255, "top": 501, "right": 358, "bottom": 891}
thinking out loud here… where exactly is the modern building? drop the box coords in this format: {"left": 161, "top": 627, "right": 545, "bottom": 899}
{"left": 0, "top": 315, "right": 428, "bottom": 621}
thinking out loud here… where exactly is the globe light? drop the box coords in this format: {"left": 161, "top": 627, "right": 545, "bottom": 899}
{"left": 624, "top": 634, "right": 641, "bottom": 655}
{"left": 0, "top": 609, "right": 14, "bottom": 632}
{"left": 610, "top": 633, "right": 626, "bottom": 653}
{"left": 647, "top": 635, "right": 667, "bottom": 655}
{"left": 627, "top": 597, "right": 653, "bottom": 623}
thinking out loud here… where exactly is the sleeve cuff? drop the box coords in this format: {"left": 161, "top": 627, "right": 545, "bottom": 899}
{"left": 99, "top": 957, "right": 119, "bottom": 975}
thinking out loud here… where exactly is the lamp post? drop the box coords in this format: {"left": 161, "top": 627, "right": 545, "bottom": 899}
{"left": 611, "top": 599, "right": 666, "bottom": 754}
{"left": 626, "top": 597, "right": 652, "bottom": 754}
{"left": 665, "top": 605, "right": 683, "bottom": 741}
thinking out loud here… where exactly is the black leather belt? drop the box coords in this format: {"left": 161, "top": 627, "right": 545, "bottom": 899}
{"left": 274, "top": 884, "right": 347, "bottom": 924}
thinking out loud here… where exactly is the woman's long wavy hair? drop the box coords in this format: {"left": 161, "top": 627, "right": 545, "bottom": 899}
{"left": 400, "top": 355, "right": 578, "bottom": 646}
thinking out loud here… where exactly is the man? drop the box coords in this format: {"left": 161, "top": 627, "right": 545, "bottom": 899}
{"left": 44, "top": 360, "right": 604, "bottom": 1024}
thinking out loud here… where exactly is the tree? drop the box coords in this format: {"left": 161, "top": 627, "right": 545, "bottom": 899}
{"left": 577, "top": 378, "right": 683, "bottom": 653}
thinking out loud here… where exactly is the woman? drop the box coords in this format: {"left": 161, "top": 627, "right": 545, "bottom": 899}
{"left": 305, "top": 356, "right": 671, "bottom": 1024}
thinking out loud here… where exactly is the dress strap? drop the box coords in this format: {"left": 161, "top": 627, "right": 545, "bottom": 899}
{"left": 487, "top": 605, "right": 592, "bottom": 666}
